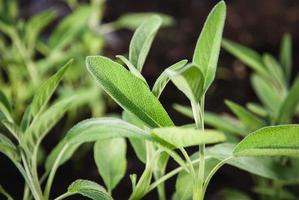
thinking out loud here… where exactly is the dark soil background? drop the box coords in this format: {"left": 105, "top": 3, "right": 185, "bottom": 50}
{"left": 1, "top": 0, "right": 299, "bottom": 199}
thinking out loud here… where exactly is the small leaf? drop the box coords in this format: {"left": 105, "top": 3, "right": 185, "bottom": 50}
{"left": 262, "top": 53, "right": 286, "bottom": 90}
{"left": 115, "top": 12, "right": 174, "bottom": 30}
{"left": 2, "top": 120, "right": 21, "bottom": 140}
{"left": 279, "top": 33, "right": 292, "bottom": 81}
{"left": 0, "top": 91, "right": 13, "bottom": 122}
{"left": 234, "top": 125, "right": 299, "bottom": 157}
{"left": 23, "top": 96, "right": 75, "bottom": 151}
{"left": 116, "top": 55, "right": 147, "bottom": 83}
{"left": 277, "top": 77, "right": 299, "bottom": 124}
{"left": 0, "top": 133, "right": 20, "bottom": 161}
{"left": 167, "top": 64, "right": 204, "bottom": 102}
{"left": 151, "top": 127, "right": 225, "bottom": 148}
{"left": 86, "top": 56, "right": 173, "bottom": 128}
{"left": 94, "top": 138, "right": 127, "bottom": 193}
{"left": 250, "top": 75, "right": 283, "bottom": 115}
{"left": 246, "top": 103, "right": 268, "bottom": 118}
{"left": 193, "top": 1, "right": 226, "bottom": 91}
{"left": 225, "top": 100, "right": 265, "bottom": 131}
{"left": 222, "top": 39, "right": 268, "bottom": 77}
{"left": 30, "top": 60, "right": 72, "bottom": 118}
{"left": 66, "top": 179, "right": 113, "bottom": 200}
{"left": 49, "top": 6, "right": 91, "bottom": 49}
{"left": 129, "top": 15, "right": 162, "bottom": 71}
{"left": 152, "top": 60, "right": 188, "bottom": 98}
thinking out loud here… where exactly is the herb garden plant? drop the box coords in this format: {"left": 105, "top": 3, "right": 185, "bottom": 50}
{"left": 1, "top": 1, "right": 299, "bottom": 200}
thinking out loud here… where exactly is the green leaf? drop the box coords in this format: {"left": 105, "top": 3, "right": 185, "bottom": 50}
{"left": 0, "top": 185, "right": 14, "bottom": 200}
{"left": 45, "top": 118, "right": 151, "bottom": 171}
{"left": 30, "top": 60, "right": 72, "bottom": 118}
{"left": 222, "top": 39, "right": 268, "bottom": 77}
{"left": 122, "top": 111, "right": 147, "bottom": 163}
{"left": 246, "top": 103, "right": 268, "bottom": 118}
{"left": 0, "top": 133, "right": 20, "bottom": 161}
{"left": 2, "top": 120, "right": 21, "bottom": 140}
{"left": 25, "top": 9, "right": 57, "bottom": 50}
{"left": 225, "top": 100, "right": 265, "bottom": 130}
{"left": 277, "top": 77, "right": 299, "bottom": 124}
{"left": 86, "top": 56, "right": 173, "bottom": 128}
{"left": 0, "top": 91, "right": 13, "bottom": 122}
{"left": 262, "top": 53, "right": 286, "bottom": 90}
{"left": 221, "top": 188, "right": 252, "bottom": 200}
{"left": 49, "top": 6, "right": 91, "bottom": 49}
{"left": 152, "top": 60, "right": 188, "bottom": 98}
{"left": 193, "top": 1, "right": 226, "bottom": 91}
{"left": 173, "top": 104, "right": 246, "bottom": 135}
{"left": 129, "top": 15, "right": 162, "bottom": 71}
{"left": 115, "top": 12, "right": 174, "bottom": 30}
{"left": 23, "top": 96, "right": 75, "bottom": 151}
{"left": 250, "top": 75, "right": 283, "bottom": 115}
{"left": 151, "top": 127, "right": 225, "bottom": 148}
{"left": 94, "top": 138, "right": 127, "bottom": 193}
{"left": 167, "top": 64, "right": 204, "bottom": 102}
{"left": 116, "top": 55, "right": 147, "bottom": 84}
{"left": 234, "top": 125, "right": 299, "bottom": 157}
{"left": 279, "top": 33, "right": 292, "bottom": 81}
{"left": 66, "top": 179, "right": 112, "bottom": 200}
{"left": 207, "top": 143, "right": 299, "bottom": 181}
{"left": 253, "top": 186, "right": 297, "bottom": 200}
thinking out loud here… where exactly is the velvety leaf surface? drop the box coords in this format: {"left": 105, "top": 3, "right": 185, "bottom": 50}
{"left": 152, "top": 60, "right": 188, "bottom": 98}
{"left": 129, "top": 15, "right": 162, "bottom": 71}
{"left": 151, "top": 127, "right": 225, "bottom": 148}
{"left": 193, "top": 1, "right": 226, "bottom": 91}
{"left": 86, "top": 56, "right": 173, "bottom": 128}
{"left": 234, "top": 125, "right": 299, "bottom": 157}
{"left": 66, "top": 179, "right": 113, "bottom": 200}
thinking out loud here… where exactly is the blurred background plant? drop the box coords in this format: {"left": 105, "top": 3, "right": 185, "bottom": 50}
{"left": 0, "top": 0, "right": 173, "bottom": 123}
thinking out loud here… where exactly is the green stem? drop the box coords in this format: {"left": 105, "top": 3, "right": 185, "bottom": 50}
{"left": 44, "top": 144, "right": 69, "bottom": 199}
{"left": 53, "top": 192, "right": 73, "bottom": 200}
{"left": 191, "top": 97, "right": 205, "bottom": 200}
{"left": 202, "top": 156, "right": 233, "bottom": 197}
{"left": 148, "top": 158, "right": 201, "bottom": 192}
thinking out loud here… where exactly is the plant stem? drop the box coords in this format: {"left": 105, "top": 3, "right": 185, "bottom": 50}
{"left": 148, "top": 158, "right": 201, "bottom": 192}
{"left": 53, "top": 192, "right": 73, "bottom": 200}
{"left": 44, "top": 144, "right": 69, "bottom": 199}
{"left": 202, "top": 156, "right": 233, "bottom": 197}
{"left": 191, "top": 96, "right": 205, "bottom": 200}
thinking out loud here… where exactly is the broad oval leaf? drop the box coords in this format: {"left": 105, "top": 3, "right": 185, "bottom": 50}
{"left": 30, "top": 60, "right": 72, "bottom": 118}
{"left": 151, "top": 127, "right": 225, "bottom": 148}
{"left": 66, "top": 179, "right": 112, "bottom": 200}
{"left": 94, "top": 138, "right": 127, "bottom": 193}
{"left": 86, "top": 56, "right": 173, "bottom": 128}
{"left": 152, "top": 59, "right": 188, "bottom": 98}
{"left": 234, "top": 125, "right": 299, "bottom": 157}
{"left": 129, "top": 15, "right": 162, "bottom": 71}
{"left": 192, "top": 1, "right": 226, "bottom": 91}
